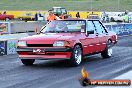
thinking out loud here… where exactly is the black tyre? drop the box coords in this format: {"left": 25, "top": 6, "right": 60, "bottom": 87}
{"left": 21, "top": 59, "right": 35, "bottom": 66}
{"left": 70, "top": 45, "right": 82, "bottom": 66}
{"left": 101, "top": 40, "right": 113, "bottom": 58}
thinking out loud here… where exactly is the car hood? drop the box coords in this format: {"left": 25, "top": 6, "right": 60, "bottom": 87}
{"left": 21, "top": 33, "right": 75, "bottom": 44}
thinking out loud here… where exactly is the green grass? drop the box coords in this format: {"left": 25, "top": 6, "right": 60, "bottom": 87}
{"left": 0, "top": 0, "right": 132, "bottom": 11}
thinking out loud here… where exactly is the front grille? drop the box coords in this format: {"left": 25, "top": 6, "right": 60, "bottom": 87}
{"left": 27, "top": 44, "right": 53, "bottom": 47}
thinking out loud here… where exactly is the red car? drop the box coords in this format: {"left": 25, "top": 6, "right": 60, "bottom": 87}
{"left": 16, "top": 19, "right": 117, "bottom": 66}
{"left": 0, "top": 14, "right": 14, "bottom": 21}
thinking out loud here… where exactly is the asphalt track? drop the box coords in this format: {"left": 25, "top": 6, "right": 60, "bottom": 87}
{"left": 0, "top": 36, "right": 132, "bottom": 88}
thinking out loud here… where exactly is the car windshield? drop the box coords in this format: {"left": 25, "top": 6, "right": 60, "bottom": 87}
{"left": 41, "top": 20, "right": 86, "bottom": 33}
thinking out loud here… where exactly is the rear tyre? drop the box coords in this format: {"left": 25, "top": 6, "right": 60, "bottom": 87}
{"left": 21, "top": 59, "right": 35, "bottom": 66}
{"left": 70, "top": 45, "right": 82, "bottom": 66}
{"left": 101, "top": 40, "right": 113, "bottom": 58}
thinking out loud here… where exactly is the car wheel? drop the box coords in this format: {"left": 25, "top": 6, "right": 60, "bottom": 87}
{"left": 101, "top": 40, "right": 113, "bottom": 58}
{"left": 21, "top": 59, "right": 35, "bottom": 66}
{"left": 70, "top": 45, "right": 82, "bottom": 66}
{"left": 5, "top": 18, "right": 10, "bottom": 21}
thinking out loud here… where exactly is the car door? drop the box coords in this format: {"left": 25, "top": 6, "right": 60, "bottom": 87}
{"left": 81, "top": 20, "right": 100, "bottom": 54}
{"left": 93, "top": 20, "right": 108, "bottom": 52}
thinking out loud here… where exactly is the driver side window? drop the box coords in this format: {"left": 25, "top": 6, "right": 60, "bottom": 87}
{"left": 86, "top": 21, "right": 95, "bottom": 34}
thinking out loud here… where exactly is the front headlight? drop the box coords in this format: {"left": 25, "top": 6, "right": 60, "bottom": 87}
{"left": 17, "top": 41, "right": 27, "bottom": 47}
{"left": 53, "top": 41, "right": 70, "bottom": 47}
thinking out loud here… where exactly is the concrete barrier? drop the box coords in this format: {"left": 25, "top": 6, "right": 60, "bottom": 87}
{"left": 0, "top": 21, "right": 46, "bottom": 34}
{"left": 10, "top": 21, "right": 46, "bottom": 33}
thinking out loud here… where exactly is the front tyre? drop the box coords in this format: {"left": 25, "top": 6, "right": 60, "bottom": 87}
{"left": 70, "top": 45, "right": 82, "bottom": 66}
{"left": 21, "top": 59, "right": 35, "bottom": 66}
{"left": 101, "top": 40, "right": 113, "bottom": 58}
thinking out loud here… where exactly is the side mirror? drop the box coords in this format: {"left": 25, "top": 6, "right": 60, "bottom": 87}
{"left": 87, "top": 30, "right": 94, "bottom": 34}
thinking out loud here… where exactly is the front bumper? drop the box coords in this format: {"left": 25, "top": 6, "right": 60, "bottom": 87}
{"left": 16, "top": 47, "right": 72, "bottom": 60}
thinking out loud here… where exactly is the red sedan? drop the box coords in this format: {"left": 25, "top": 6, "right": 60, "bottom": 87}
{"left": 17, "top": 19, "right": 117, "bottom": 66}
{"left": 0, "top": 14, "right": 14, "bottom": 21}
